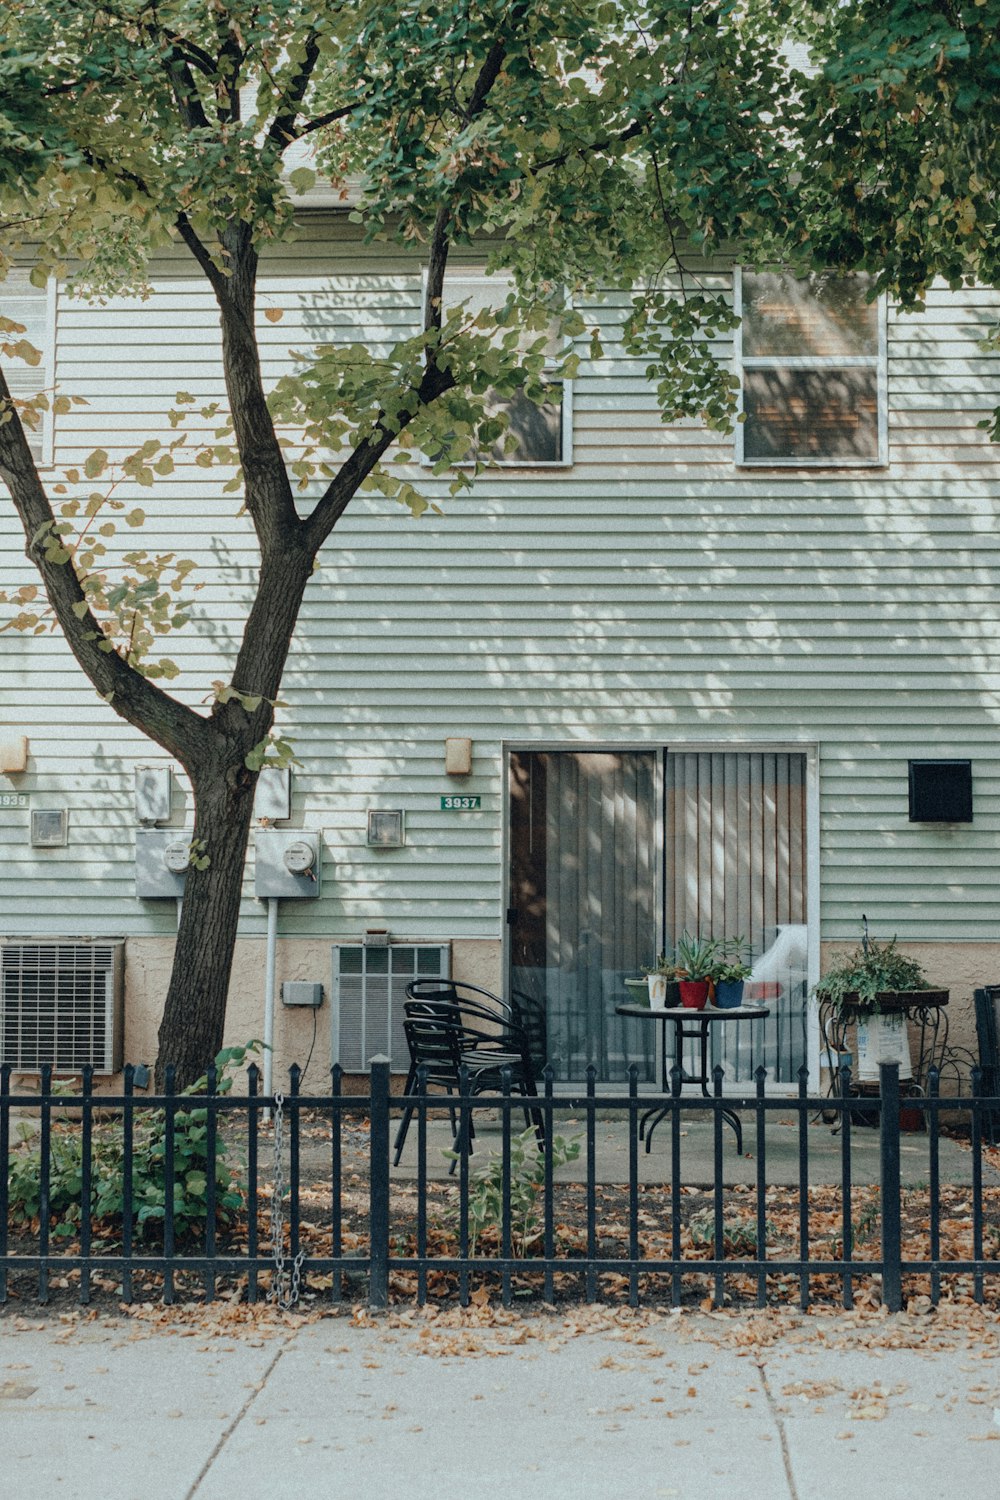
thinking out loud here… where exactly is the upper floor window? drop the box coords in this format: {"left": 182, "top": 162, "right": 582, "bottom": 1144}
{"left": 735, "top": 271, "right": 887, "bottom": 467}
{"left": 1, "top": 270, "right": 55, "bottom": 466}
{"left": 438, "top": 271, "right": 572, "bottom": 467}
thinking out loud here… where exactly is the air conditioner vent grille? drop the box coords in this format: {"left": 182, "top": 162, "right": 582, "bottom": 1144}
{"left": 0, "top": 943, "right": 124, "bottom": 1073}
{"left": 332, "top": 943, "right": 449, "bottom": 1073}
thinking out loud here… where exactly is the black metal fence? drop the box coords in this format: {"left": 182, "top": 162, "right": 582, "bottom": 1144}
{"left": 0, "top": 1058, "right": 997, "bottom": 1313}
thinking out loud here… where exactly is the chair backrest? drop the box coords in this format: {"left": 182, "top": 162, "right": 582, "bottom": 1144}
{"left": 402, "top": 1014, "right": 465, "bottom": 1084}
{"left": 406, "top": 990, "right": 534, "bottom": 1054}
{"left": 510, "top": 988, "right": 548, "bottom": 1075}
{"left": 406, "top": 978, "right": 514, "bottom": 1020}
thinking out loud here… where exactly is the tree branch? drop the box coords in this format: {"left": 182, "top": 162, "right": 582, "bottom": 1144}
{"left": 291, "top": 100, "right": 366, "bottom": 140}
{"left": 306, "top": 34, "right": 512, "bottom": 556}
{"left": 301, "top": 361, "right": 456, "bottom": 556}
{"left": 267, "top": 30, "right": 322, "bottom": 149}
{"left": 212, "top": 231, "right": 304, "bottom": 556}
{"left": 0, "top": 371, "right": 210, "bottom": 767}
{"left": 162, "top": 51, "right": 211, "bottom": 133}
{"left": 174, "top": 211, "right": 229, "bottom": 298}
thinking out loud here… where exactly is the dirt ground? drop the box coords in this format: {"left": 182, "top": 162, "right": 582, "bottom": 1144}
{"left": 2, "top": 1107, "right": 999, "bottom": 1319}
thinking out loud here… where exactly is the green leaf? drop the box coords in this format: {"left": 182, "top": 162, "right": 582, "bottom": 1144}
{"left": 83, "top": 450, "right": 109, "bottom": 480}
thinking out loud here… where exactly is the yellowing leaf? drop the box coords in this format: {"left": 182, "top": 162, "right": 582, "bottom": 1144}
{"left": 83, "top": 449, "right": 109, "bottom": 480}
{"left": 264, "top": 308, "right": 284, "bottom": 324}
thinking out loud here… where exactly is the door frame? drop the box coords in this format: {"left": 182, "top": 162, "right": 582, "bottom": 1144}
{"left": 502, "top": 739, "right": 822, "bottom": 1091}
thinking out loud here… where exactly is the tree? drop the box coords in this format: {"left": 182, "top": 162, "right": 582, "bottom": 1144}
{"left": 794, "top": 1, "right": 999, "bottom": 301}
{"left": 4, "top": 1, "right": 990, "bottom": 1085}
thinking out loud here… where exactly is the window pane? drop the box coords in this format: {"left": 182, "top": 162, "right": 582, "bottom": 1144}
{"left": 485, "top": 384, "right": 563, "bottom": 463}
{"left": 444, "top": 275, "right": 563, "bottom": 359}
{"left": 743, "top": 368, "right": 880, "bottom": 461}
{"left": 417, "top": 946, "right": 444, "bottom": 975}
{"left": 338, "top": 946, "right": 363, "bottom": 975}
{"left": 2, "top": 271, "right": 48, "bottom": 461}
{"left": 743, "top": 273, "right": 878, "bottom": 358}
{"left": 365, "top": 946, "right": 389, "bottom": 974}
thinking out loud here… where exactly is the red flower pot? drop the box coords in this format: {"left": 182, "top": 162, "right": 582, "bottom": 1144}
{"left": 678, "top": 979, "right": 710, "bottom": 1010}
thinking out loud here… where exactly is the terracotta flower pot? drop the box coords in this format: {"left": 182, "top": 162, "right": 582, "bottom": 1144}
{"left": 678, "top": 979, "right": 710, "bottom": 1009}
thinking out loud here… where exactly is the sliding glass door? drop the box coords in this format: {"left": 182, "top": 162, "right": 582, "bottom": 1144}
{"left": 508, "top": 747, "right": 810, "bottom": 1085}
{"left": 508, "top": 750, "right": 659, "bottom": 1083}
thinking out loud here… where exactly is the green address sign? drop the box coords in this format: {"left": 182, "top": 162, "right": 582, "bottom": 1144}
{"left": 440, "top": 795, "right": 481, "bottom": 811}
{"left": 0, "top": 793, "right": 28, "bottom": 809}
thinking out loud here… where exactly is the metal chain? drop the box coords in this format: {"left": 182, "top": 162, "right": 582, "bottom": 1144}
{"left": 269, "top": 1091, "right": 305, "bottom": 1309}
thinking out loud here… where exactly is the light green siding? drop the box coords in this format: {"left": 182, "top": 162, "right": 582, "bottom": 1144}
{"left": 1, "top": 216, "right": 999, "bottom": 944}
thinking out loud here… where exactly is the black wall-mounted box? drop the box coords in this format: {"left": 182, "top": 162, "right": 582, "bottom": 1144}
{"left": 908, "top": 760, "right": 973, "bottom": 823}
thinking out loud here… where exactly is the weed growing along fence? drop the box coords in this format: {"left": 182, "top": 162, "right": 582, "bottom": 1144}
{"left": 0, "top": 1057, "right": 998, "bottom": 1312}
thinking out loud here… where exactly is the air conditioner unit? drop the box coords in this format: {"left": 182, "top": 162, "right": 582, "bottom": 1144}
{"left": 0, "top": 942, "right": 125, "bottom": 1074}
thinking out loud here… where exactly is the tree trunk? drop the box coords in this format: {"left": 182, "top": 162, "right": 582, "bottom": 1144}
{"left": 154, "top": 753, "right": 258, "bottom": 1090}
{"left": 151, "top": 540, "right": 315, "bottom": 1090}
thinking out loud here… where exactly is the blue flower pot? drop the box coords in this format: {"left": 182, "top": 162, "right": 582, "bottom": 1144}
{"left": 714, "top": 979, "right": 745, "bottom": 1009}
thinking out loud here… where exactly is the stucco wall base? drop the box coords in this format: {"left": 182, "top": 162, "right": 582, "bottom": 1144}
{"left": 121, "top": 935, "right": 503, "bottom": 1089}
{"left": 17, "top": 936, "right": 991, "bottom": 1094}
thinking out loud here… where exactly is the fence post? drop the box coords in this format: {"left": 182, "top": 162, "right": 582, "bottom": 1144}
{"left": 368, "top": 1055, "right": 391, "bottom": 1312}
{"left": 879, "top": 1061, "right": 903, "bottom": 1312}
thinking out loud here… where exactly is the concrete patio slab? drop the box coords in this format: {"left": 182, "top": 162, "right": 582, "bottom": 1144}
{"left": 389, "top": 1108, "right": 997, "bottom": 1188}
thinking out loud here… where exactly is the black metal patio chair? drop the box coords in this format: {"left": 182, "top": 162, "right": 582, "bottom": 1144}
{"left": 405, "top": 977, "right": 548, "bottom": 1075}
{"left": 392, "top": 1004, "right": 543, "bottom": 1166}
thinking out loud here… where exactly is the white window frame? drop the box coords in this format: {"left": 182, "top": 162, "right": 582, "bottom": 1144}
{"left": 425, "top": 266, "right": 574, "bottom": 469}
{"left": 734, "top": 268, "right": 888, "bottom": 469}
{"left": 1, "top": 271, "right": 57, "bottom": 469}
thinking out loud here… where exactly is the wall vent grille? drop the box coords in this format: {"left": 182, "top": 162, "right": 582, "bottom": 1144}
{"left": 331, "top": 943, "right": 450, "bottom": 1073}
{"left": 0, "top": 942, "right": 124, "bottom": 1073}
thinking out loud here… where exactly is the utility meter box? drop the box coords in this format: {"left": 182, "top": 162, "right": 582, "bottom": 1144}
{"left": 254, "top": 829, "right": 322, "bottom": 899}
{"left": 135, "top": 828, "right": 194, "bottom": 898}
{"left": 282, "top": 981, "right": 324, "bottom": 1008}
{"left": 254, "top": 766, "right": 292, "bottom": 822}
{"left": 134, "top": 766, "right": 173, "bottom": 825}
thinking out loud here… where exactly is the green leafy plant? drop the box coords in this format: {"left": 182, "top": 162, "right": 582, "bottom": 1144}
{"left": 813, "top": 939, "right": 931, "bottom": 1017}
{"left": 711, "top": 935, "right": 752, "bottom": 983}
{"left": 641, "top": 950, "right": 680, "bottom": 978}
{"left": 675, "top": 932, "right": 722, "bottom": 981}
{"left": 713, "top": 960, "right": 753, "bottom": 984}
{"left": 444, "top": 1128, "right": 581, "bottom": 1257}
{"left": 7, "top": 1042, "right": 258, "bottom": 1242}
{"left": 689, "top": 1210, "right": 766, "bottom": 1257}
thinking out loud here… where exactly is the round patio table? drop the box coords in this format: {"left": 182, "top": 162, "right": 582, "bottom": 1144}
{"left": 615, "top": 1001, "right": 770, "bottom": 1154}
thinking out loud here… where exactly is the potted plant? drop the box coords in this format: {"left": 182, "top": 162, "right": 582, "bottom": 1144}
{"left": 713, "top": 958, "right": 753, "bottom": 1009}
{"left": 813, "top": 938, "right": 940, "bottom": 1017}
{"left": 813, "top": 937, "right": 947, "bottom": 1086}
{"left": 626, "top": 952, "right": 681, "bottom": 1008}
{"left": 710, "top": 936, "right": 752, "bottom": 1009}
{"left": 675, "top": 932, "right": 721, "bottom": 1010}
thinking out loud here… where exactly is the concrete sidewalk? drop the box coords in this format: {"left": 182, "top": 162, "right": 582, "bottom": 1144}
{"left": 2, "top": 1304, "right": 999, "bottom": 1500}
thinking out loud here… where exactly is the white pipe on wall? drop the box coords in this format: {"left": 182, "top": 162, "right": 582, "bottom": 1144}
{"left": 264, "top": 895, "right": 278, "bottom": 1106}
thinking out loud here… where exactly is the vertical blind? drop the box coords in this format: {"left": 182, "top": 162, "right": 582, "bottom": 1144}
{"left": 665, "top": 751, "right": 807, "bottom": 951}
{"left": 665, "top": 751, "right": 809, "bottom": 1081}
